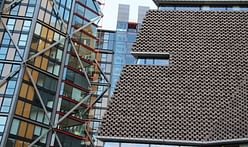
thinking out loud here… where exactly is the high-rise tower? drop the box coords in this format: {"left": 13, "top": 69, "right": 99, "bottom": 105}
{"left": 0, "top": 0, "right": 108, "bottom": 146}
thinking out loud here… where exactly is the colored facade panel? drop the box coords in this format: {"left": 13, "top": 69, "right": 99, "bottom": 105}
{"left": 0, "top": 0, "right": 105, "bottom": 146}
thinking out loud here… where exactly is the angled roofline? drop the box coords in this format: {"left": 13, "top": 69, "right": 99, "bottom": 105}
{"left": 152, "top": 0, "right": 248, "bottom": 6}
{"left": 97, "top": 136, "right": 248, "bottom": 146}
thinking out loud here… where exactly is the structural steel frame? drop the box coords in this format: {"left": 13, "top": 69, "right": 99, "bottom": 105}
{"left": 0, "top": 0, "right": 108, "bottom": 147}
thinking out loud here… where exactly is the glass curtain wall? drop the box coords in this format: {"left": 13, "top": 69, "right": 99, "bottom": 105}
{"left": 0, "top": 0, "right": 102, "bottom": 146}
{"left": 55, "top": 0, "right": 102, "bottom": 146}
{"left": 4, "top": 0, "right": 71, "bottom": 146}
{"left": 110, "top": 22, "right": 137, "bottom": 94}
{"left": 93, "top": 30, "right": 115, "bottom": 146}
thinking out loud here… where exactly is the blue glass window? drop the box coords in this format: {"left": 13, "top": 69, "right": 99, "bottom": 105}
{"left": 2, "top": 33, "right": 10, "bottom": 45}
{"left": 23, "top": 20, "right": 31, "bottom": 31}
{"left": 86, "top": 0, "right": 99, "bottom": 13}
{"left": 160, "top": 6, "right": 175, "bottom": 10}
{"left": 117, "top": 22, "right": 128, "bottom": 31}
{"left": 209, "top": 6, "right": 227, "bottom": 10}
{"left": 137, "top": 58, "right": 169, "bottom": 65}
{"left": 240, "top": 7, "right": 248, "bottom": 11}
{"left": 121, "top": 143, "right": 149, "bottom": 147}
{"left": 64, "top": 10, "right": 70, "bottom": 22}
{"left": 104, "top": 142, "right": 120, "bottom": 147}
{"left": 18, "top": 34, "right": 28, "bottom": 46}
{"left": 7, "top": 19, "right": 15, "bottom": 30}
{"left": 10, "top": 5, "right": 19, "bottom": 15}
{"left": 6, "top": 81, "right": 16, "bottom": 95}
{"left": 26, "top": 7, "right": 35, "bottom": 17}
{"left": 116, "top": 33, "right": 126, "bottom": 42}
{"left": 0, "top": 116, "right": 7, "bottom": 132}
{"left": 127, "top": 34, "right": 136, "bottom": 42}
{"left": 175, "top": 6, "right": 200, "bottom": 10}
{"left": 0, "top": 47, "right": 7, "bottom": 59}
{"left": 1, "top": 98, "right": 12, "bottom": 112}
{"left": 155, "top": 59, "right": 169, "bottom": 65}
{"left": 66, "top": 0, "right": 72, "bottom": 9}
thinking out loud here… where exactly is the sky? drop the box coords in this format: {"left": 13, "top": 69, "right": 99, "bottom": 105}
{"left": 100, "top": 0, "right": 157, "bottom": 30}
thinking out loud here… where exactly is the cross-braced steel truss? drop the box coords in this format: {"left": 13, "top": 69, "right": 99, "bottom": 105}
{"left": 0, "top": 0, "right": 109, "bottom": 147}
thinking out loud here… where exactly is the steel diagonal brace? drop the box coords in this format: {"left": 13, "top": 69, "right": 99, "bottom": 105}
{"left": 25, "top": 68, "right": 51, "bottom": 124}
{"left": 70, "top": 38, "right": 92, "bottom": 87}
{"left": 94, "top": 59, "right": 110, "bottom": 84}
{"left": 0, "top": 66, "right": 20, "bottom": 87}
{"left": 70, "top": 16, "right": 101, "bottom": 37}
{"left": 25, "top": 38, "right": 65, "bottom": 63}
{"left": 24, "top": 16, "right": 101, "bottom": 64}
{"left": 2, "top": 0, "right": 22, "bottom": 13}
{"left": 1, "top": 18, "right": 23, "bottom": 61}
{"left": 55, "top": 94, "right": 92, "bottom": 126}
{"left": 28, "top": 128, "right": 52, "bottom": 147}
{"left": 85, "top": 126, "right": 95, "bottom": 147}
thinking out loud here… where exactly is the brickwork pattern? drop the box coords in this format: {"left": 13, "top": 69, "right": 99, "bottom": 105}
{"left": 99, "top": 10, "right": 248, "bottom": 142}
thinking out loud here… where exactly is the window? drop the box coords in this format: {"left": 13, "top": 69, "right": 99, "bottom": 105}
{"left": 37, "top": 73, "right": 57, "bottom": 91}
{"left": 137, "top": 58, "right": 169, "bottom": 65}
{"left": 104, "top": 142, "right": 120, "bottom": 147}
{"left": 10, "top": 119, "right": 20, "bottom": 135}
{"left": 6, "top": 80, "right": 16, "bottom": 95}
{"left": 18, "top": 34, "right": 28, "bottom": 46}
{"left": 0, "top": 47, "right": 7, "bottom": 59}
{"left": 209, "top": 6, "right": 227, "bottom": 10}
{"left": 26, "top": 7, "right": 35, "bottom": 17}
{"left": 63, "top": 84, "right": 87, "bottom": 102}
{"left": 74, "top": 73, "right": 88, "bottom": 89}
{"left": 29, "top": 105, "right": 50, "bottom": 124}
{"left": 35, "top": 23, "right": 42, "bottom": 35}
{"left": 115, "top": 42, "right": 126, "bottom": 53}
{"left": 66, "top": 0, "right": 72, "bottom": 9}
{"left": 1, "top": 98, "right": 12, "bottom": 112}
{"left": 175, "top": 6, "right": 200, "bottom": 10}
{"left": 2, "top": 33, "right": 10, "bottom": 45}
{"left": 117, "top": 22, "right": 127, "bottom": 31}
{"left": 0, "top": 116, "right": 7, "bottom": 132}
{"left": 10, "top": 5, "right": 20, "bottom": 15}
{"left": 23, "top": 21, "right": 31, "bottom": 31}
{"left": 7, "top": 19, "right": 16, "bottom": 30}
{"left": 121, "top": 143, "right": 149, "bottom": 147}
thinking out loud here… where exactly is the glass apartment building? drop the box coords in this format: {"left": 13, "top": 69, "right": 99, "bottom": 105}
{"left": 0, "top": 0, "right": 107, "bottom": 146}
{"left": 93, "top": 29, "right": 115, "bottom": 147}
{"left": 92, "top": 4, "right": 150, "bottom": 147}
{"left": 110, "top": 4, "right": 149, "bottom": 94}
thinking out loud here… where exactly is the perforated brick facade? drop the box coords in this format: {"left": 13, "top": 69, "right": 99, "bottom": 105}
{"left": 98, "top": 10, "right": 248, "bottom": 145}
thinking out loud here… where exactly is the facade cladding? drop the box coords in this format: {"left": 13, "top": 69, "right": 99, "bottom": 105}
{"left": 98, "top": 1, "right": 248, "bottom": 147}
{"left": 0, "top": 0, "right": 109, "bottom": 147}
